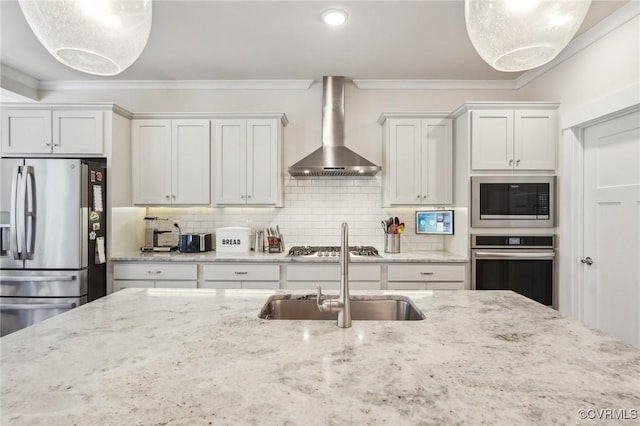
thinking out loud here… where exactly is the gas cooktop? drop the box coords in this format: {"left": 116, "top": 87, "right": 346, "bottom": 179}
{"left": 287, "top": 246, "right": 380, "bottom": 257}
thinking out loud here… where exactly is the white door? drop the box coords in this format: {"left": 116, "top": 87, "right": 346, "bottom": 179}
{"left": 132, "top": 120, "right": 172, "bottom": 205}
{"left": 172, "top": 120, "right": 210, "bottom": 205}
{"left": 514, "top": 110, "right": 556, "bottom": 170}
{"left": 387, "top": 119, "right": 422, "bottom": 205}
{"left": 214, "top": 120, "right": 247, "bottom": 205}
{"left": 1, "top": 110, "right": 51, "bottom": 154}
{"left": 583, "top": 109, "right": 640, "bottom": 347}
{"left": 247, "top": 119, "right": 278, "bottom": 204}
{"left": 471, "top": 110, "right": 514, "bottom": 170}
{"left": 421, "top": 118, "right": 452, "bottom": 204}
{"left": 52, "top": 110, "right": 104, "bottom": 155}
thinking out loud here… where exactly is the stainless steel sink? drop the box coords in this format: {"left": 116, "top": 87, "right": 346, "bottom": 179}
{"left": 258, "top": 295, "right": 425, "bottom": 321}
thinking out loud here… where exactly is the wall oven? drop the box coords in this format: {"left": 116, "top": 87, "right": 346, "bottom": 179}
{"left": 471, "top": 235, "right": 555, "bottom": 306}
{"left": 471, "top": 176, "right": 555, "bottom": 228}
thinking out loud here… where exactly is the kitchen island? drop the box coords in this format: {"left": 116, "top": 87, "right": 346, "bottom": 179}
{"left": 1, "top": 289, "right": 639, "bottom": 425}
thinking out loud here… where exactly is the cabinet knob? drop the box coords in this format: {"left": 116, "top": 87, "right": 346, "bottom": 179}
{"left": 240, "top": 195, "right": 245, "bottom": 199}
{"left": 417, "top": 195, "right": 420, "bottom": 199}
{"left": 165, "top": 195, "right": 170, "bottom": 200}
{"left": 422, "top": 195, "right": 426, "bottom": 199}
{"left": 516, "top": 159, "right": 521, "bottom": 166}
{"left": 172, "top": 195, "right": 176, "bottom": 199}
{"left": 508, "top": 159, "right": 514, "bottom": 166}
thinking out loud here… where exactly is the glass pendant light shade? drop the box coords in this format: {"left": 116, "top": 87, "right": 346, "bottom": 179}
{"left": 465, "top": 0, "right": 591, "bottom": 72}
{"left": 19, "top": 0, "right": 152, "bottom": 76}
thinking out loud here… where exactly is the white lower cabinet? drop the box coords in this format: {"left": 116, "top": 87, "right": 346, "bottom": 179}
{"left": 112, "top": 263, "right": 198, "bottom": 291}
{"left": 286, "top": 264, "right": 381, "bottom": 290}
{"left": 387, "top": 264, "right": 466, "bottom": 290}
{"left": 201, "top": 264, "right": 280, "bottom": 290}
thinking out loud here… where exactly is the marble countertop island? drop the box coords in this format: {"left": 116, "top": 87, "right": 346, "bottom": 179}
{"left": 1, "top": 289, "right": 639, "bottom": 425}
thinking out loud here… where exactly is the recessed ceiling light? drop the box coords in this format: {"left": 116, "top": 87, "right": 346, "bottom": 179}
{"left": 322, "top": 9, "right": 348, "bottom": 26}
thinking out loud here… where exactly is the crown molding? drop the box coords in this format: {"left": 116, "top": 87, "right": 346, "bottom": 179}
{"left": 515, "top": 0, "right": 640, "bottom": 89}
{"left": 0, "top": 64, "right": 40, "bottom": 101}
{"left": 377, "top": 111, "right": 453, "bottom": 125}
{"left": 451, "top": 101, "right": 560, "bottom": 118}
{"left": 131, "top": 111, "right": 288, "bottom": 126}
{"left": 39, "top": 79, "right": 315, "bottom": 91}
{"left": 352, "top": 79, "right": 518, "bottom": 90}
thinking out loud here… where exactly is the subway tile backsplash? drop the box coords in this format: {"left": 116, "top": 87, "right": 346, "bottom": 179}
{"left": 150, "top": 177, "right": 444, "bottom": 251}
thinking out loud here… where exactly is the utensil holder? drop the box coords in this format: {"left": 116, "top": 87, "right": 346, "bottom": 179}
{"left": 384, "top": 233, "right": 400, "bottom": 253}
{"left": 267, "top": 236, "right": 284, "bottom": 253}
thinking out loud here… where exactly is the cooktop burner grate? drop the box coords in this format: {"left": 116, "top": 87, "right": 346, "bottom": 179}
{"left": 287, "top": 246, "right": 380, "bottom": 257}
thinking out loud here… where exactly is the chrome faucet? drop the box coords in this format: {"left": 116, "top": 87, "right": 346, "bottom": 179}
{"left": 316, "top": 222, "right": 352, "bottom": 328}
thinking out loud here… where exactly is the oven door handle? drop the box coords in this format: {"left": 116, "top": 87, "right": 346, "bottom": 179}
{"left": 0, "top": 302, "right": 77, "bottom": 311}
{"left": 474, "top": 251, "right": 555, "bottom": 260}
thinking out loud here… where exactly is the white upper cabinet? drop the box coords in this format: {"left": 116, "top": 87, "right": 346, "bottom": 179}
{"left": 381, "top": 115, "right": 453, "bottom": 206}
{"left": 2, "top": 109, "right": 103, "bottom": 155}
{"left": 214, "top": 118, "right": 283, "bottom": 206}
{"left": 132, "top": 119, "right": 210, "bottom": 205}
{"left": 471, "top": 108, "right": 557, "bottom": 171}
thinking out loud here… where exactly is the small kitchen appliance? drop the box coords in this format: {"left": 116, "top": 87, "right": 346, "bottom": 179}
{"left": 178, "top": 233, "right": 213, "bottom": 253}
{"left": 142, "top": 217, "right": 175, "bottom": 252}
{"left": 471, "top": 176, "right": 555, "bottom": 228}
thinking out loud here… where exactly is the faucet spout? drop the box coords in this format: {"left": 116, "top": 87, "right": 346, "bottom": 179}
{"left": 316, "top": 222, "right": 352, "bottom": 328}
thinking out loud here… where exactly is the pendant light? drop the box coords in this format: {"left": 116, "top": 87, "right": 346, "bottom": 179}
{"left": 19, "top": 0, "right": 153, "bottom": 76}
{"left": 465, "top": 0, "right": 592, "bottom": 72}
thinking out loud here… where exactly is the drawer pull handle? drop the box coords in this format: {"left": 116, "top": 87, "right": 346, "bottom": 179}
{"left": 234, "top": 271, "right": 248, "bottom": 275}
{"left": 420, "top": 272, "right": 434, "bottom": 275}
{"left": 148, "top": 270, "right": 162, "bottom": 274}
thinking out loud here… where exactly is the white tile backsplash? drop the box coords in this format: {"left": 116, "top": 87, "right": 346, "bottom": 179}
{"left": 150, "top": 176, "right": 445, "bottom": 251}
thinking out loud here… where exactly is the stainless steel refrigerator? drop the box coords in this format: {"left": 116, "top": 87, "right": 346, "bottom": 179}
{"left": 0, "top": 158, "right": 106, "bottom": 336}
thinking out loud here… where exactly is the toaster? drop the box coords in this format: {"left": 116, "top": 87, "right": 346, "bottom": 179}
{"left": 178, "top": 233, "right": 213, "bottom": 253}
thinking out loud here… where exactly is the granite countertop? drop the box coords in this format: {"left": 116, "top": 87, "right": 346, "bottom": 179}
{"left": 1, "top": 289, "right": 638, "bottom": 425}
{"left": 110, "top": 249, "right": 468, "bottom": 263}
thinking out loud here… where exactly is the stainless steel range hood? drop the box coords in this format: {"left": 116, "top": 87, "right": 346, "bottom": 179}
{"left": 288, "top": 76, "right": 381, "bottom": 177}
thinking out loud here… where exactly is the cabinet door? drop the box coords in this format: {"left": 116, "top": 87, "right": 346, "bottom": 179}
{"left": 514, "top": 110, "right": 556, "bottom": 170}
{"left": 113, "top": 280, "right": 154, "bottom": 291}
{"left": 172, "top": 120, "right": 210, "bottom": 204}
{"left": 52, "top": 110, "right": 103, "bottom": 155}
{"left": 387, "top": 119, "right": 422, "bottom": 204}
{"left": 132, "top": 120, "right": 172, "bottom": 204}
{"left": 421, "top": 119, "right": 453, "bottom": 204}
{"left": 246, "top": 119, "right": 279, "bottom": 204}
{"left": 1, "top": 110, "right": 51, "bottom": 154}
{"left": 214, "top": 120, "right": 247, "bottom": 204}
{"left": 471, "top": 110, "right": 514, "bottom": 170}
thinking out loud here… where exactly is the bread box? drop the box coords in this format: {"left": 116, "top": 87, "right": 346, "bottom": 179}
{"left": 215, "top": 227, "right": 251, "bottom": 253}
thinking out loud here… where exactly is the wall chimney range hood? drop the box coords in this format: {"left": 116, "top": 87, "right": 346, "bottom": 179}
{"left": 288, "top": 76, "right": 381, "bottom": 177}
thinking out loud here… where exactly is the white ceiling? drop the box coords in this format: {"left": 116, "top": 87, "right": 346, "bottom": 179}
{"left": 0, "top": 0, "right": 630, "bottom": 83}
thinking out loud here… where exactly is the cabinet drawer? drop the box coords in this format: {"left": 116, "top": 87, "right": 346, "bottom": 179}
{"left": 286, "top": 264, "right": 380, "bottom": 281}
{"left": 285, "top": 281, "right": 380, "bottom": 291}
{"left": 426, "top": 282, "right": 465, "bottom": 290}
{"left": 202, "top": 264, "right": 280, "bottom": 281}
{"left": 113, "top": 280, "right": 154, "bottom": 291}
{"left": 387, "top": 282, "right": 426, "bottom": 291}
{"left": 155, "top": 281, "right": 197, "bottom": 289}
{"left": 113, "top": 263, "right": 198, "bottom": 280}
{"left": 200, "top": 281, "right": 242, "bottom": 289}
{"left": 387, "top": 264, "right": 465, "bottom": 282}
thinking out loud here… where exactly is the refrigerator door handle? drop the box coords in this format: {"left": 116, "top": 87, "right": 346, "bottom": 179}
{"left": 24, "top": 165, "right": 36, "bottom": 260}
{"left": 0, "top": 275, "right": 77, "bottom": 283}
{"left": 0, "top": 302, "right": 77, "bottom": 311}
{"left": 9, "top": 165, "right": 22, "bottom": 260}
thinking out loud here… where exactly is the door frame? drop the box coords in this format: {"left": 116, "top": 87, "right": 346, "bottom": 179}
{"left": 558, "top": 83, "right": 640, "bottom": 323}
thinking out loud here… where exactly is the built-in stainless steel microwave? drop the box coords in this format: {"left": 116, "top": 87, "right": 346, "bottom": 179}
{"left": 471, "top": 176, "right": 555, "bottom": 228}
